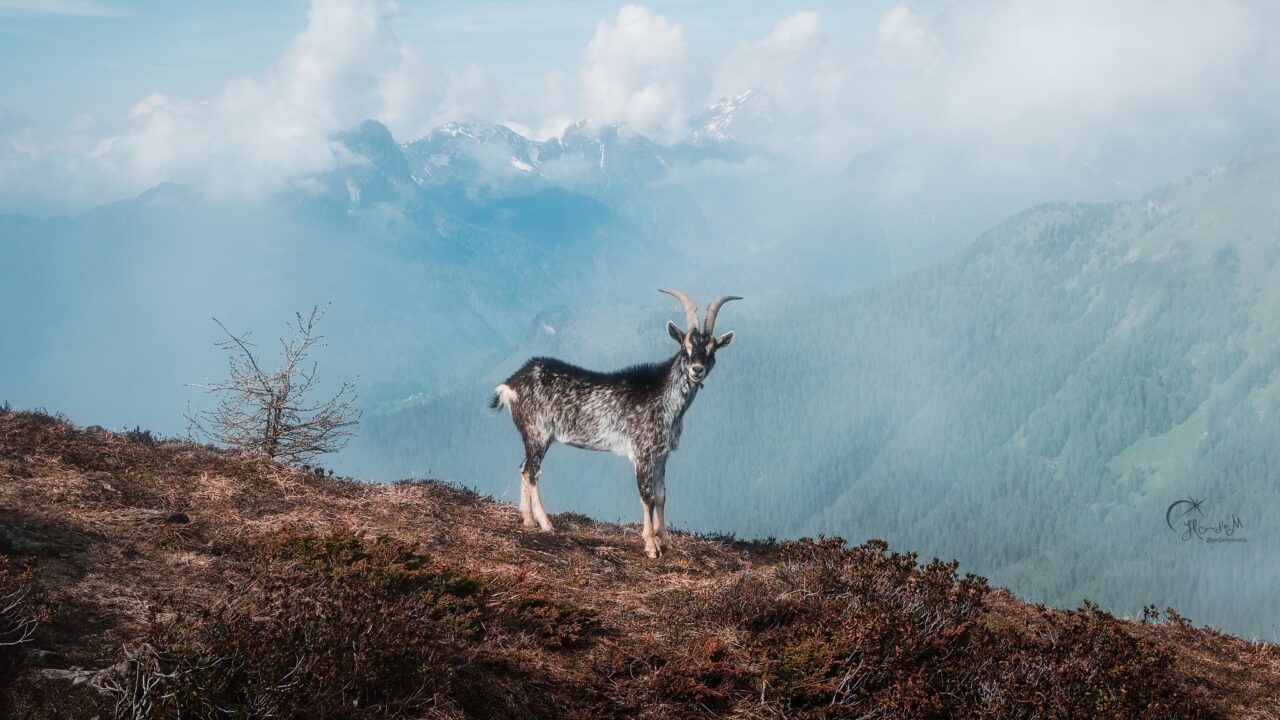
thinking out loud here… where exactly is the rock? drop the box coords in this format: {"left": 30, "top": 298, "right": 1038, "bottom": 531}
{"left": 23, "top": 647, "right": 65, "bottom": 664}
{"left": 40, "top": 661, "right": 128, "bottom": 692}
{"left": 132, "top": 509, "right": 189, "bottom": 524}
{"left": 0, "top": 524, "right": 64, "bottom": 555}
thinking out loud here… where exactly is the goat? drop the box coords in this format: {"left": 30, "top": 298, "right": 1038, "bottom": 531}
{"left": 490, "top": 289, "right": 741, "bottom": 558}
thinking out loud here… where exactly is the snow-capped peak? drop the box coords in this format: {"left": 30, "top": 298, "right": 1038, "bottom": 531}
{"left": 692, "top": 89, "right": 769, "bottom": 143}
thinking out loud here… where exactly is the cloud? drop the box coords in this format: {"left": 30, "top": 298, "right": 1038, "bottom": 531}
{"left": 854, "top": 0, "right": 1280, "bottom": 194}
{"left": 709, "top": 12, "right": 849, "bottom": 169}
{"left": 701, "top": 1, "right": 1280, "bottom": 198}
{"left": 874, "top": 6, "right": 940, "bottom": 70}
{"left": 5, "top": 0, "right": 1280, "bottom": 215}
{"left": 580, "top": 5, "right": 690, "bottom": 140}
{"left": 0, "top": 0, "right": 445, "bottom": 209}
{"left": 103, "top": 0, "right": 437, "bottom": 199}
{"left": 713, "top": 11, "right": 828, "bottom": 100}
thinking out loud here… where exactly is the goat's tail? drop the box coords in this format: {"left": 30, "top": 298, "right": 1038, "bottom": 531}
{"left": 489, "top": 384, "right": 518, "bottom": 414}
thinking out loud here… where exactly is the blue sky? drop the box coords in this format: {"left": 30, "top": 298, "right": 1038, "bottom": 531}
{"left": 2, "top": 0, "right": 1278, "bottom": 215}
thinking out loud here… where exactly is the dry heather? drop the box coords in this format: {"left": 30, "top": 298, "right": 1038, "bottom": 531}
{"left": 2, "top": 408, "right": 1279, "bottom": 719}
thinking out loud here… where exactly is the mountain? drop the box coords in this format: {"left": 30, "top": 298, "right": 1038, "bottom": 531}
{"left": 0, "top": 118, "right": 712, "bottom": 430}
{"left": 690, "top": 88, "right": 772, "bottom": 144}
{"left": 351, "top": 153, "right": 1280, "bottom": 639}
{"left": 0, "top": 108, "right": 911, "bottom": 441}
{"left": 402, "top": 122, "right": 544, "bottom": 190}
{"left": 400, "top": 118, "right": 746, "bottom": 203}
{"left": 323, "top": 119, "right": 416, "bottom": 206}
{"left": 3, "top": 409, "right": 1277, "bottom": 718}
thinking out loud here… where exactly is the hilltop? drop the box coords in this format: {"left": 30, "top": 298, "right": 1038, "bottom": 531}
{"left": 2, "top": 408, "right": 1278, "bottom": 719}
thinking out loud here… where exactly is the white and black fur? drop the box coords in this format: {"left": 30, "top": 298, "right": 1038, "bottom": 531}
{"left": 489, "top": 289, "right": 740, "bottom": 558}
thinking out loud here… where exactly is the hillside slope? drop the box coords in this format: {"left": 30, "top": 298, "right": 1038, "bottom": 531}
{"left": 2, "top": 409, "right": 1278, "bottom": 718}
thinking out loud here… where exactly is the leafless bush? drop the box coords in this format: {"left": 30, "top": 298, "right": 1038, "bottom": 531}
{"left": 1, "top": 559, "right": 48, "bottom": 698}
{"left": 1, "top": 577, "right": 39, "bottom": 651}
{"left": 187, "top": 305, "right": 360, "bottom": 464}
{"left": 97, "top": 645, "right": 174, "bottom": 720}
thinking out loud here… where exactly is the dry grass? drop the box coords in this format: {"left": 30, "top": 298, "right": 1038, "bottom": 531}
{"left": 1, "top": 408, "right": 1278, "bottom": 718}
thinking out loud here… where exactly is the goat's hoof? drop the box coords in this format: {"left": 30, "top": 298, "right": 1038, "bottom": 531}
{"left": 539, "top": 524, "right": 555, "bottom": 533}
{"left": 522, "top": 517, "right": 537, "bottom": 528}
{"left": 657, "top": 532, "right": 673, "bottom": 550}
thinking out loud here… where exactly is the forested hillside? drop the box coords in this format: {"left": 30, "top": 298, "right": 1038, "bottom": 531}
{"left": 352, "top": 154, "right": 1280, "bottom": 639}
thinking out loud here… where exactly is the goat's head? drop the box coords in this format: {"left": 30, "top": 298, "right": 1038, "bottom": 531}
{"left": 659, "top": 289, "right": 741, "bottom": 384}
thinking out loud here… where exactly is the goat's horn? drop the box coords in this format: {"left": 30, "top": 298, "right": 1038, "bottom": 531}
{"left": 703, "top": 295, "right": 742, "bottom": 335}
{"left": 659, "top": 288, "right": 699, "bottom": 331}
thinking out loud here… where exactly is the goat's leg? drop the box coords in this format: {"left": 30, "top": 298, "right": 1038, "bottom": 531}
{"left": 518, "top": 458, "right": 535, "bottom": 528}
{"left": 521, "top": 441, "right": 553, "bottom": 531}
{"left": 529, "top": 482, "right": 554, "bottom": 532}
{"left": 524, "top": 444, "right": 554, "bottom": 532}
{"left": 652, "top": 455, "right": 672, "bottom": 551}
{"left": 635, "top": 458, "right": 660, "bottom": 558}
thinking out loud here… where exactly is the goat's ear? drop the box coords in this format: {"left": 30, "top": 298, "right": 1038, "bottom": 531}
{"left": 667, "top": 321, "right": 685, "bottom": 344}
{"left": 715, "top": 331, "right": 735, "bottom": 349}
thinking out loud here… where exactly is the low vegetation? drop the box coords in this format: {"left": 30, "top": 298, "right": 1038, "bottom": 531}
{"left": 1, "top": 408, "right": 1278, "bottom": 718}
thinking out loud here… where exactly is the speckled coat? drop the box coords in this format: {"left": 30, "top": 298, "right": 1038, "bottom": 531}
{"left": 490, "top": 299, "right": 738, "bottom": 559}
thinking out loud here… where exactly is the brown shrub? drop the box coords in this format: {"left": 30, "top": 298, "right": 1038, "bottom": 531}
{"left": 501, "top": 590, "right": 598, "bottom": 650}
{"left": 643, "top": 632, "right": 756, "bottom": 712}
{"left": 966, "top": 600, "right": 1209, "bottom": 720}
{"left": 760, "top": 537, "right": 988, "bottom": 717}
{"left": 109, "top": 530, "right": 534, "bottom": 719}
{"left": 701, "top": 537, "right": 1219, "bottom": 720}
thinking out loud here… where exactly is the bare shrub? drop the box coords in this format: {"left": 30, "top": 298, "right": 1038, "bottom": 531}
{"left": 1, "top": 558, "right": 49, "bottom": 698}
{"left": 187, "top": 305, "right": 360, "bottom": 464}
{"left": 1, "top": 560, "right": 44, "bottom": 654}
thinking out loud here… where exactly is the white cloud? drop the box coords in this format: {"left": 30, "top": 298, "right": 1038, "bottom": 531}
{"left": 874, "top": 6, "right": 940, "bottom": 70}
{"left": 4, "top": 0, "right": 1280, "bottom": 214}
{"left": 104, "top": 0, "right": 435, "bottom": 199}
{"left": 581, "top": 5, "right": 690, "bottom": 140}
{"left": 710, "top": 12, "right": 848, "bottom": 168}
{"left": 854, "top": 0, "right": 1280, "bottom": 194}
{"left": 707, "top": 1, "right": 1280, "bottom": 199}
{"left": 713, "top": 11, "right": 827, "bottom": 100}
{"left": 0, "top": 0, "right": 445, "bottom": 209}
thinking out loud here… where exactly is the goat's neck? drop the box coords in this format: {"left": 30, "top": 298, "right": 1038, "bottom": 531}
{"left": 660, "top": 353, "right": 700, "bottom": 426}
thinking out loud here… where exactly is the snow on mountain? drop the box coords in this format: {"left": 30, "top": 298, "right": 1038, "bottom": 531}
{"left": 400, "top": 122, "right": 544, "bottom": 188}
{"left": 691, "top": 89, "right": 771, "bottom": 144}
{"left": 378, "top": 93, "right": 764, "bottom": 197}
